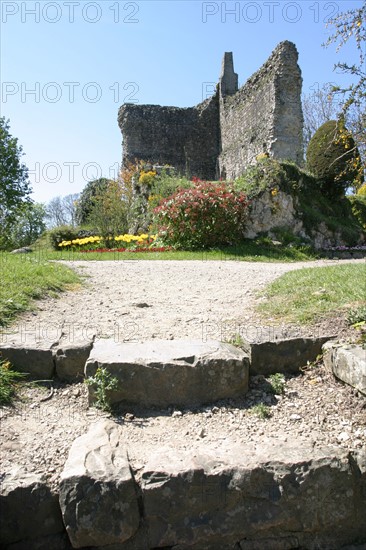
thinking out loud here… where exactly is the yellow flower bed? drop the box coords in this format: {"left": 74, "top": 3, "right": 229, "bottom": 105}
{"left": 58, "top": 234, "right": 157, "bottom": 249}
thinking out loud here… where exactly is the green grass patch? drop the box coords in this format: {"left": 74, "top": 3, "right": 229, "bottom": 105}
{"left": 0, "top": 253, "right": 80, "bottom": 326}
{"left": 258, "top": 264, "right": 366, "bottom": 324}
{"left": 27, "top": 239, "right": 318, "bottom": 263}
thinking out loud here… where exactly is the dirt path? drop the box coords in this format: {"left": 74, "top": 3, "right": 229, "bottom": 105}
{"left": 6, "top": 258, "right": 363, "bottom": 345}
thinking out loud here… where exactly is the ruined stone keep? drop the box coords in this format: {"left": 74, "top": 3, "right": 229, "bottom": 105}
{"left": 118, "top": 41, "right": 304, "bottom": 180}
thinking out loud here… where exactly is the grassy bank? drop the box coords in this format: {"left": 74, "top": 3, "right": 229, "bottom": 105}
{"left": 0, "top": 254, "right": 80, "bottom": 327}
{"left": 258, "top": 263, "right": 366, "bottom": 324}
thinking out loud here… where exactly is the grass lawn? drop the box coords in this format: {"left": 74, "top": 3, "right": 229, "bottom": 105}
{"left": 258, "top": 263, "right": 366, "bottom": 324}
{"left": 0, "top": 253, "right": 80, "bottom": 327}
{"left": 26, "top": 239, "right": 319, "bottom": 263}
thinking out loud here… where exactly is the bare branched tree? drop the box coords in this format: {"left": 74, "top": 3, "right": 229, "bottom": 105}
{"left": 323, "top": 0, "right": 366, "bottom": 113}
{"left": 302, "top": 84, "right": 365, "bottom": 164}
{"left": 46, "top": 194, "right": 79, "bottom": 228}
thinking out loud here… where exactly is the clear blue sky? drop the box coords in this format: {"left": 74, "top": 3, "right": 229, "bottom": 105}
{"left": 0, "top": 0, "right": 363, "bottom": 203}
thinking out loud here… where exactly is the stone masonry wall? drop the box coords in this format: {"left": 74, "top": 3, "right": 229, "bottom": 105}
{"left": 118, "top": 93, "right": 220, "bottom": 180}
{"left": 219, "top": 41, "right": 304, "bottom": 179}
{"left": 118, "top": 41, "right": 304, "bottom": 180}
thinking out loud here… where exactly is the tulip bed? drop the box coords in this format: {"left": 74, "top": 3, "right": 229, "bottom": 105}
{"left": 57, "top": 234, "right": 171, "bottom": 253}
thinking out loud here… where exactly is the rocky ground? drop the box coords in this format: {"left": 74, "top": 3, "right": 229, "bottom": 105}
{"left": 0, "top": 259, "right": 365, "bottom": 491}
{"left": 1, "top": 359, "right": 365, "bottom": 491}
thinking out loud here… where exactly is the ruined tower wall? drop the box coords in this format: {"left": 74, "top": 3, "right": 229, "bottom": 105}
{"left": 219, "top": 41, "right": 304, "bottom": 180}
{"left": 118, "top": 93, "right": 220, "bottom": 180}
{"left": 118, "top": 41, "right": 304, "bottom": 181}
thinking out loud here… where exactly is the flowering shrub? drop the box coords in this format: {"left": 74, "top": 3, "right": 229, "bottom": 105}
{"left": 138, "top": 170, "right": 156, "bottom": 186}
{"left": 58, "top": 233, "right": 157, "bottom": 251}
{"left": 153, "top": 179, "right": 249, "bottom": 249}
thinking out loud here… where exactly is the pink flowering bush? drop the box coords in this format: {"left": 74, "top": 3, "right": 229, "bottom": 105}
{"left": 153, "top": 179, "right": 249, "bottom": 249}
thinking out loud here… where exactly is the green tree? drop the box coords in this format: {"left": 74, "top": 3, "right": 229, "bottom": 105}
{"left": 306, "top": 119, "right": 363, "bottom": 195}
{"left": 0, "top": 117, "right": 32, "bottom": 247}
{"left": 87, "top": 179, "right": 129, "bottom": 245}
{"left": 75, "top": 178, "right": 110, "bottom": 225}
{"left": 9, "top": 202, "right": 47, "bottom": 248}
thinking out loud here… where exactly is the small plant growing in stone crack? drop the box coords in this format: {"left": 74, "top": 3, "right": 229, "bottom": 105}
{"left": 85, "top": 367, "right": 118, "bottom": 412}
{"left": 268, "top": 373, "right": 285, "bottom": 395}
{"left": 226, "top": 333, "right": 244, "bottom": 348}
{"left": 251, "top": 403, "right": 271, "bottom": 420}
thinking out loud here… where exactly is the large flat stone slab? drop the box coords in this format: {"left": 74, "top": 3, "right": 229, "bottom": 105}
{"left": 241, "top": 335, "right": 332, "bottom": 375}
{"left": 85, "top": 339, "right": 249, "bottom": 408}
{"left": 0, "top": 468, "right": 64, "bottom": 546}
{"left": 59, "top": 420, "right": 140, "bottom": 548}
{"left": 324, "top": 342, "right": 366, "bottom": 396}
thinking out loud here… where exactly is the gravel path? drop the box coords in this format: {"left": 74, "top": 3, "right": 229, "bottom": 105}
{"left": 7, "top": 258, "right": 363, "bottom": 344}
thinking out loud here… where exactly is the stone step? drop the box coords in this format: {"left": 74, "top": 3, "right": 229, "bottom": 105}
{"left": 59, "top": 421, "right": 140, "bottom": 548}
{"left": 241, "top": 335, "right": 333, "bottom": 376}
{"left": 85, "top": 339, "right": 249, "bottom": 408}
{"left": 57, "top": 420, "right": 366, "bottom": 549}
{"left": 323, "top": 342, "right": 366, "bottom": 396}
{"left": 0, "top": 333, "right": 95, "bottom": 381}
{"left": 0, "top": 334, "right": 336, "bottom": 386}
{"left": 3, "top": 422, "right": 366, "bottom": 549}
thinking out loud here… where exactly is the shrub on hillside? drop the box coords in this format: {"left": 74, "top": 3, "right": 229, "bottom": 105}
{"left": 153, "top": 179, "right": 248, "bottom": 249}
{"left": 234, "top": 158, "right": 287, "bottom": 198}
{"left": 357, "top": 184, "right": 366, "bottom": 197}
{"left": 49, "top": 225, "right": 80, "bottom": 250}
{"left": 306, "top": 120, "right": 363, "bottom": 196}
{"left": 348, "top": 195, "right": 366, "bottom": 230}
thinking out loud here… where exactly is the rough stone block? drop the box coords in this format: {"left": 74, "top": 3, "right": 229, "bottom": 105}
{"left": 242, "top": 335, "right": 332, "bottom": 375}
{"left": 141, "top": 442, "right": 366, "bottom": 549}
{"left": 323, "top": 342, "right": 366, "bottom": 396}
{"left": 85, "top": 339, "right": 249, "bottom": 408}
{"left": 59, "top": 420, "right": 140, "bottom": 548}
{"left": 0, "top": 469, "right": 64, "bottom": 546}
{"left": 0, "top": 343, "right": 56, "bottom": 379}
{"left": 54, "top": 336, "right": 94, "bottom": 382}
{"left": 4, "top": 533, "right": 72, "bottom": 550}
{"left": 239, "top": 537, "right": 299, "bottom": 550}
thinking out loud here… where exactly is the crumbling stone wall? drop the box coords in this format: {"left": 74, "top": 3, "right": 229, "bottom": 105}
{"left": 118, "top": 94, "right": 220, "bottom": 180}
{"left": 118, "top": 41, "right": 304, "bottom": 180}
{"left": 219, "top": 41, "right": 304, "bottom": 179}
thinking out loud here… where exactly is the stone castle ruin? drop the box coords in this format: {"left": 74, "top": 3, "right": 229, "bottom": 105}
{"left": 118, "top": 40, "right": 304, "bottom": 180}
